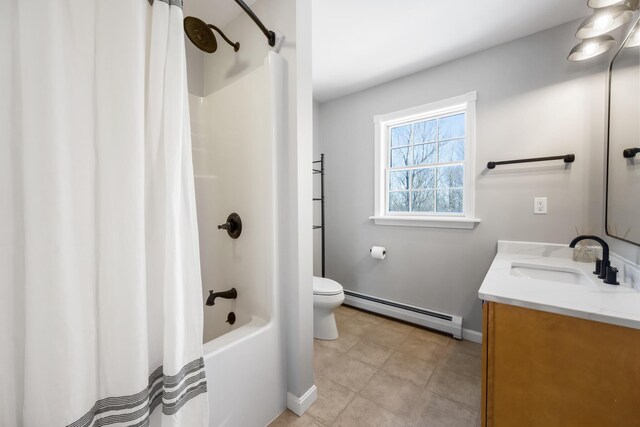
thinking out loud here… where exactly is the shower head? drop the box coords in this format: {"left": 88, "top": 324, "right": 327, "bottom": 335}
{"left": 184, "top": 16, "right": 217, "bottom": 53}
{"left": 184, "top": 16, "right": 240, "bottom": 54}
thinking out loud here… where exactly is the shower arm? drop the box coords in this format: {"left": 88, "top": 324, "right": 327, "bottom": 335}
{"left": 234, "top": 0, "right": 276, "bottom": 47}
{"left": 208, "top": 24, "right": 240, "bottom": 52}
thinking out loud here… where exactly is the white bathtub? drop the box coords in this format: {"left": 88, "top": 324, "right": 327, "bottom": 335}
{"left": 202, "top": 316, "right": 282, "bottom": 426}
{"left": 191, "top": 52, "right": 287, "bottom": 426}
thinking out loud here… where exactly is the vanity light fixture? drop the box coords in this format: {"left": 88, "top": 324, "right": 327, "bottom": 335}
{"left": 568, "top": 35, "right": 617, "bottom": 61}
{"left": 576, "top": 4, "right": 634, "bottom": 39}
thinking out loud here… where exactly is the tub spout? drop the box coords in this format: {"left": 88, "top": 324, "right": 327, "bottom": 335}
{"left": 206, "top": 288, "right": 238, "bottom": 306}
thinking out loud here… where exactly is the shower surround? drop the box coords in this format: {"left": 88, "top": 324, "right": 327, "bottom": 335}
{"left": 191, "top": 52, "right": 288, "bottom": 427}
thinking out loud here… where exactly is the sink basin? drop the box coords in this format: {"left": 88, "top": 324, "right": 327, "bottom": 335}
{"left": 510, "top": 262, "right": 593, "bottom": 286}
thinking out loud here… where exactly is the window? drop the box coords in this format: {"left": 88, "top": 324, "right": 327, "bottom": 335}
{"left": 371, "top": 92, "right": 480, "bottom": 229}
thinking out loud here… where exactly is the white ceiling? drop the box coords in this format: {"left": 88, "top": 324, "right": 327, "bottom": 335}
{"left": 312, "top": 0, "right": 591, "bottom": 102}
{"left": 183, "top": 0, "right": 257, "bottom": 29}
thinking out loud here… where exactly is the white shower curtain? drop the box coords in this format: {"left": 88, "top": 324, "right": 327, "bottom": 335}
{"left": 0, "top": 0, "right": 208, "bottom": 426}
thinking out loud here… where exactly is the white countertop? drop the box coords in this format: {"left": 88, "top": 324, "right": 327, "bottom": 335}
{"left": 478, "top": 241, "right": 640, "bottom": 330}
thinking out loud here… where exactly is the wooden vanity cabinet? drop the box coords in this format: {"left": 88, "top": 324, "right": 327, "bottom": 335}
{"left": 481, "top": 301, "right": 640, "bottom": 427}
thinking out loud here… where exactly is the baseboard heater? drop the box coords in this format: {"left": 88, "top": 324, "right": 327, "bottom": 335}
{"left": 343, "top": 289, "right": 463, "bottom": 339}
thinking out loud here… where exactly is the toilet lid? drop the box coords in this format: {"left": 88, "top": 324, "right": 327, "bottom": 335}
{"left": 313, "top": 276, "right": 343, "bottom": 296}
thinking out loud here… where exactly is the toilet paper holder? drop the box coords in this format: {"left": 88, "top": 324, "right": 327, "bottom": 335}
{"left": 370, "top": 246, "right": 387, "bottom": 259}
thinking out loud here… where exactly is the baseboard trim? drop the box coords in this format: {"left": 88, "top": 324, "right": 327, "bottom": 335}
{"left": 462, "top": 328, "right": 482, "bottom": 343}
{"left": 286, "top": 384, "right": 318, "bottom": 416}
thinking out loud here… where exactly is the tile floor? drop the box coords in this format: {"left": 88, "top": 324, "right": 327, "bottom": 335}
{"left": 270, "top": 305, "right": 482, "bottom": 427}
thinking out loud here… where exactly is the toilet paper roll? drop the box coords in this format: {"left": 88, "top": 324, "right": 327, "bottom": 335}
{"left": 370, "top": 246, "right": 387, "bottom": 260}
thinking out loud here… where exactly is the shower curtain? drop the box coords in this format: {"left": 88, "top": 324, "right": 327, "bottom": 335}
{"left": 0, "top": 0, "right": 208, "bottom": 426}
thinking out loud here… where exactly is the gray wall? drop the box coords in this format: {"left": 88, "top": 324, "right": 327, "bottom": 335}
{"left": 315, "top": 20, "right": 611, "bottom": 333}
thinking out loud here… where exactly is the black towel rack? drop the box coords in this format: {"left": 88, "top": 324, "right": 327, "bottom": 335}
{"left": 487, "top": 154, "right": 575, "bottom": 170}
{"left": 313, "top": 154, "right": 325, "bottom": 277}
{"left": 623, "top": 148, "right": 640, "bottom": 158}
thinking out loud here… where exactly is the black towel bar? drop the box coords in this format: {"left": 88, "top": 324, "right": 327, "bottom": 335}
{"left": 487, "top": 154, "right": 575, "bottom": 169}
{"left": 623, "top": 148, "right": 640, "bottom": 158}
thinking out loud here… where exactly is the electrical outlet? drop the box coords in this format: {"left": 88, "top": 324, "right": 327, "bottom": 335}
{"left": 534, "top": 197, "right": 547, "bottom": 215}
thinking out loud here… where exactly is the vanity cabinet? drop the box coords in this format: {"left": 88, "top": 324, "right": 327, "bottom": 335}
{"left": 481, "top": 301, "right": 640, "bottom": 427}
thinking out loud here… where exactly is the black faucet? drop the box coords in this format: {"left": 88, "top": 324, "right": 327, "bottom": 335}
{"left": 206, "top": 288, "right": 238, "bottom": 306}
{"left": 569, "top": 235, "right": 614, "bottom": 282}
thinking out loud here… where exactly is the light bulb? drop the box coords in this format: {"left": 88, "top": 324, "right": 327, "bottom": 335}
{"left": 576, "top": 5, "right": 633, "bottom": 39}
{"left": 584, "top": 42, "right": 599, "bottom": 55}
{"left": 568, "top": 35, "right": 617, "bottom": 61}
{"left": 593, "top": 14, "right": 613, "bottom": 30}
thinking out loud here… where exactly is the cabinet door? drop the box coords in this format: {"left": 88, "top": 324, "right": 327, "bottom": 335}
{"left": 483, "top": 302, "right": 640, "bottom": 427}
{"left": 481, "top": 301, "right": 490, "bottom": 427}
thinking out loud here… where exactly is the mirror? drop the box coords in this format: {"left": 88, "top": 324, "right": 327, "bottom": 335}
{"left": 607, "top": 18, "right": 640, "bottom": 246}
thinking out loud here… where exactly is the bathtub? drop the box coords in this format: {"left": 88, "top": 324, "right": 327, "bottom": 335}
{"left": 202, "top": 316, "right": 282, "bottom": 426}
{"left": 191, "top": 52, "right": 287, "bottom": 426}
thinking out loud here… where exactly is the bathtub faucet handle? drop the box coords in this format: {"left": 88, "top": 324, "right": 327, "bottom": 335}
{"left": 217, "top": 213, "right": 242, "bottom": 239}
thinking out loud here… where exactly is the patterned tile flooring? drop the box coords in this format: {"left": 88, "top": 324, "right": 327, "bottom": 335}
{"left": 270, "top": 305, "right": 482, "bottom": 427}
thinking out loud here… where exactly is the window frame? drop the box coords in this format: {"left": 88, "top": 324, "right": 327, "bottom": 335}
{"left": 371, "top": 92, "right": 481, "bottom": 229}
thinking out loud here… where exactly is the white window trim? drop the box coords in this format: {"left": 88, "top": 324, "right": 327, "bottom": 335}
{"left": 370, "top": 91, "right": 481, "bottom": 229}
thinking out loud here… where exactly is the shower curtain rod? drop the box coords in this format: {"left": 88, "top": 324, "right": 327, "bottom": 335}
{"left": 234, "top": 0, "right": 276, "bottom": 47}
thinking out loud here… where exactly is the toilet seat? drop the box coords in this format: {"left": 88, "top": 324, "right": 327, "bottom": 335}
{"left": 313, "top": 276, "right": 343, "bottom": 296}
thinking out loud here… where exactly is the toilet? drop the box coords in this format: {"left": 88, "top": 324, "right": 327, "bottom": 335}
{"left": 313, "top": 276, "right": 345, "bottom": 340}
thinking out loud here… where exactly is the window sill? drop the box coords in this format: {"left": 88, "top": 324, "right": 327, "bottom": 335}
{"left": 369, "top": 215, "right": 481, "bottom": 229}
